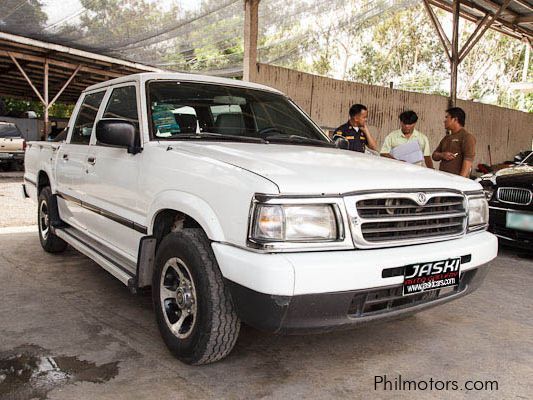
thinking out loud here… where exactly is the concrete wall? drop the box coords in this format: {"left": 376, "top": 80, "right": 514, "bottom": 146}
{"left": 252, "top": 63, "right": 533, "bottom": 165}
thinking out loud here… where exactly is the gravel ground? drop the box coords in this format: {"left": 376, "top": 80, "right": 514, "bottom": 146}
{"left": 0, "top": 172, "right": 36, "bottom": 228}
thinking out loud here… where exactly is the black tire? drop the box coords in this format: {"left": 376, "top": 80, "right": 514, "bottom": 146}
{"left": 152, "top": 229, "right": 240, "bottom": 365}
{"left": 38, "top": 187, "right": 67, "bottom": 253}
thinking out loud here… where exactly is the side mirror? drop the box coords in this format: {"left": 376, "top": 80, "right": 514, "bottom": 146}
{"left": 95, "top": 119, "right": 141, "bottom": 154}
{"left": 333, "top": 134, "right": 349, "bottom": 150}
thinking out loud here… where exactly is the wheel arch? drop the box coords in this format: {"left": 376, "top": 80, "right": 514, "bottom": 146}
{"left": 136, "top": 192, "right": 225, "bottom": 290}
{"left": 147, "top": 191, "right": 226, "bottom": 243}
{"left": 37, "top": 170, "right": 50, "bottom": 194}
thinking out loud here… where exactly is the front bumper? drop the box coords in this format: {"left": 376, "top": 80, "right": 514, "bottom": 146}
{"left": 212, "top": 231, "right": 497, "bottom": 333}
{"left": 489, "top": 206, "right": 532, "bottom": 252}
{"left": 225, "top": 266, "right": 489, "bottom": 334}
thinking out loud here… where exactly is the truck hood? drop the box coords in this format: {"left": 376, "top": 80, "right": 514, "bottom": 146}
{"left": 170, "top": 142, "right": 481, "bottom": 194}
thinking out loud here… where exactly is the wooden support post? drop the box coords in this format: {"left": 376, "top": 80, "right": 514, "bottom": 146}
{"left": 48, "top": 64, "right": 82, "bottom": 109}
{"left": 450, "top": 0, "right": 460, "bottom": 106}
{"left": 423, "top": 0, "right": 452, "bottom": 61}
{"left": 243, "top": 0, "right": 260, "bottom": 81}
{"left": 8, "top": 52, "right": 46, "bottom": 104}
{"left": 44, "top": 58, "right": 49, "bottom": 140}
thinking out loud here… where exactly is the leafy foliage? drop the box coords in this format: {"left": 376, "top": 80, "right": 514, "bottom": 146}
{"left": 0, "top": 98, "right": 74, "bottom": 118}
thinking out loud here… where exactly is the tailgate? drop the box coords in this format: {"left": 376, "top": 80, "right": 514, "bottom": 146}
{"left": 0, "top": 137, "right": 24, "bottom": 153}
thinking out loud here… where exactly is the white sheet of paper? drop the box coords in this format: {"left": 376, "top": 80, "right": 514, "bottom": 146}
{"left": 390, "top": 140, "right": 424, "bottom": 163}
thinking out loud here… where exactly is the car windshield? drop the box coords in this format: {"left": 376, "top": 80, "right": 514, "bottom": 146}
{"left": 0, "top": 124, "right": 22, "bottom": 138}
{"left": 518, "top": 151, "right": 533, "bottom": 166}
{"left": 147, "top": 81, "right": 332, "bottom": 146}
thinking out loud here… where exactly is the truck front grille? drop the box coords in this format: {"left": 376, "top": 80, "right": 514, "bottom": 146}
{"left": 346, "top": 192, "right": 467, "bottom": 248}
{"left": 497, "top": 187, "right": 532, "bottom": 205}
{"left": 347, "top": 269, "right": 477, "bottom": 317}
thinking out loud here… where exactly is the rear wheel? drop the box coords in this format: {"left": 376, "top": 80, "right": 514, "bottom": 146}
{"left": 38, "top": 187, "right": 67, "bottom": 253}
{"left": 153, "top": 229, "right": 240, "bottom": 365}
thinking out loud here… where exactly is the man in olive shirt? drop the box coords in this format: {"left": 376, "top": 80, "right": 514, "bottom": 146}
{"left": 432, "top": 107, "right": 476, "bottom": 177}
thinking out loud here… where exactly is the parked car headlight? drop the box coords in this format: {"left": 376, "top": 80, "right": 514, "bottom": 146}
{"left": 467, "top": 195, "right": 489, "bottom": 231}
{"left": 251, "top": 204, "right": 339, "bottom": 242}
{"left": 482, "top": 187, "right": 494, "bottom": 201}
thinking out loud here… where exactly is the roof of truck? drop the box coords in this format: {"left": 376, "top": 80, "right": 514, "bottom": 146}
{"left": 84, "top": 72, "right": 283, "bottom": 95}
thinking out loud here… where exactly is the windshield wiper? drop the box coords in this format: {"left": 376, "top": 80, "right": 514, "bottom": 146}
{"left": 264, "top": 134, "right": 335, "bottom": 147}
{"left": 168, "top": 132, "right": 267, "bottom": 144}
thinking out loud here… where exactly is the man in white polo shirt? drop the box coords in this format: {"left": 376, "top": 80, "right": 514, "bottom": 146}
{"left": 381, "top": 110, "right": 433, "bottom": 168}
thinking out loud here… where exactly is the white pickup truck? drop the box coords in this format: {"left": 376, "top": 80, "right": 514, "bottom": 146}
{"left": 24, "top": 73, "right": 498, "bottom": 365}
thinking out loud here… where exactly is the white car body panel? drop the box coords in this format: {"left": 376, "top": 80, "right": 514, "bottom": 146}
{"left": 177, "top": 141, "right": 480, "bottom": 194}
{"left": 212, "top": 231, "right": 497, "bottom": 296}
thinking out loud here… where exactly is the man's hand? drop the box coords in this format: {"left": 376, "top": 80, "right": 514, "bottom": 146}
{"left": 361, "top": 124, "right": 377, "bottom": 151}
{"left": 433, "top": 151, "right": 456, "bottom": 161}
{"left": 442, "top": 152, "right": 457, "bottom": 161}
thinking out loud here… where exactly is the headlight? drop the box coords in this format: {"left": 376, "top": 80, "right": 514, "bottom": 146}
{"left": 482, "top": 187, "right": 494, "bottom": 200}
{"left": 467, "top": 195, "right": 489, "bottom": 231}
{"left": 251, "top": 204, "right": 339, "bottom": 242}
{"left": 480, "top": 184, "right": 494, "bottom": 200}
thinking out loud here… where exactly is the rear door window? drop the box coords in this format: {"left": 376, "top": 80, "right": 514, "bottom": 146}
{"left": 70, "top": 91, "right": 105, "bottom": 145}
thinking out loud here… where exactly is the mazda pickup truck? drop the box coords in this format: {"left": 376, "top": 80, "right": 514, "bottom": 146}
{"left": 23, "top": 73, "right": 498, "bottom": 365}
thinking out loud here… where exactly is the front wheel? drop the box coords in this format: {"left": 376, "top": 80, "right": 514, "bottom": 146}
{"left": 153, "top": 229, "right": 240, "bottom": 365}
{"left": 37, "top": 187, "right": 67, "bottom": 253}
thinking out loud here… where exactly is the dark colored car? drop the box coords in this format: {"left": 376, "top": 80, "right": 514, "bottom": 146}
{"left": 478, "top": 152, "right": 533, "bottom": 252}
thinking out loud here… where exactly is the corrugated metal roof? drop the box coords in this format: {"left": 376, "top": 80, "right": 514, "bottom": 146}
{"left": 430, "top": 0, "right": 533, "bottom": 40}
{"left": 0, "top": 32, "right": 162, "bottom": 103}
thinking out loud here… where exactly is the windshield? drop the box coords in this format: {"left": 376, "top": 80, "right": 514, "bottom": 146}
{"left": 0, "top": 123, "right": 22, "bottom": 138}
{"left": 518, "top": 151, "right": 533, "bottom": 166}
{"left": 147, "top": 81, "right": 331, "bottom": 145}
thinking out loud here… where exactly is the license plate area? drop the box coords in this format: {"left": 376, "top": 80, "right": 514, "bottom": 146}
{"left": 403, "top": 258, "right": 461, "bottom": 296}
{"left": 506, "top": 211, "right": 533, "bottom": 232}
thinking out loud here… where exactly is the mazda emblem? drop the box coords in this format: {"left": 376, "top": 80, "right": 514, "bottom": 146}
{"left": 416, "top": 192, "right": 428, "bottom": 205}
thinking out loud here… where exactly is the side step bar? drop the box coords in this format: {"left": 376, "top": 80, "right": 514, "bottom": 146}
{"left": 55, "top": 227, "right": 135, "bottom": 285}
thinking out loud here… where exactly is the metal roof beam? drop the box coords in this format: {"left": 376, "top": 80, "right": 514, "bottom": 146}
{"left": 515, "top": 14, "right": 533, "bottom": 24}
{"left": 0, "top": 32, "right": 162, "bottom": 73}
{"left": 423, "top": 0, "right": 452, "bottom": 60}
{"left": 459, "top": 0, "right": 512, "bottom": 62}
{"left": 8, "top": 53, "right": 46, "bottom": 104}
{"left": 514, "top": 0, "right": 533, "bottom": 11}
{"left": 0, "top": 70, "right": 90, "bottom": 91}
{"left": 428, "top": 0, "right": 532, "bottom": 39}
{"left": 48, "top": 65, "right": 81, "bottom": 109}
{"left": 0, "top": 50, "right": 124, "bottom": 78}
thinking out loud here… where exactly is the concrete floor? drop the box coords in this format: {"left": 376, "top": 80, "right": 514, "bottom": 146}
{"left": 0, "top": 230, "right": 531, "bottom": 400}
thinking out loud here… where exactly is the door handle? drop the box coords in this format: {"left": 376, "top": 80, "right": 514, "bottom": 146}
{"left": 87, "top": 156, "right": 96, "bottom": 165}
{"left": 62, "top": 154, "right": 69, "bottom": 161}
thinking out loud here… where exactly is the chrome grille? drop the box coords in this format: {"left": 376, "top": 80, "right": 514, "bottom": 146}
{"left": 497, "top": 187, "right": 532, "bottom": 205}
{"left": 346, "top": 192, "right": 467, "bottom": 248}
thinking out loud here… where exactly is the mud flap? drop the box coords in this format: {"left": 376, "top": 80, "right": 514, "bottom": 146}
{"left": 129, "top": 236, "right": 157, "bottom": 294}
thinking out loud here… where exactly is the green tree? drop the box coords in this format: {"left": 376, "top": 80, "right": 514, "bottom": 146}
{"left": 0, "top": 98, "right": 74, "bottom": 118}
{"left": 0, "top": 0, "right": 47, "bottom": 35}
{"left": 346, "top": 4, "right": 448, "bottom": 94}
{"left": 459, "top": 31, "right": 532, "bottom": 111}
